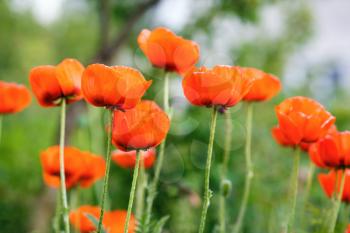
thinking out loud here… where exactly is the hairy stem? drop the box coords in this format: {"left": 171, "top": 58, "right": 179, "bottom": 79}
{"left": 59, "top": 99, "right": 70, "bottom": 233}
{"left": 97, "top": 109, "right": 114, "bottom": 233}
{"left": 136, "top": 160, "right": 146, "bottom": 220}
{"left": 124, "top": 150, "right": 142, "bottom": 233}
{"left": 233, "top": 103, "right": 254, "bottom": 233}
{"left": 198, "top": 107, "right": 218, "bottom": 233}
{"left": 219, "top": 109, "right": 232, "bottom": 233}
{"left": 285, "top": 147, "right": 301, "bottom": 233}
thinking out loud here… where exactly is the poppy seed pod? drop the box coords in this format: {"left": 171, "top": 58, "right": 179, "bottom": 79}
{"left": 0, "top": 81, "right": 31, "bottom": 114}
{"left": 29, "top": 58, "right": 84, "bottom": 107}
{"left": 221, "top": 179, "right": 232, "bottom": 198}
{"left": 242, "top": 67, "right": 281, "bottom": 102}
{"left": 138, "top": 27, "right": 200, "bottom": 74}
{"left": 182, "top": 65, "right": 253, "bottom": 108}
{"left": 112, "top": 148, "right": 156, "bottom": 169}
{"left": 112, "top": 100, "right": 170, "bottom": 151}
{"left": 81, "top": 64, "right": 152, "bottom": 110}
{"left": 272, "top": 96, "right": 335, "bottom": 147}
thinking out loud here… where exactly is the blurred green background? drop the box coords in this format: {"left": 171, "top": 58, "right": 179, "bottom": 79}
{"left": 1, "top": 0, "right": 350, "bottom": 232}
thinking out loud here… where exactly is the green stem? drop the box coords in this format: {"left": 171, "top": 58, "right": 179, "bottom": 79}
{"left": 233, "top": 103, "right": 254, "bottom": 233}
{"left": 198, "top": 107, "right": 218, "bottom": 233}
{"left": 304, "top": 162, "right": 315, "bottom": 207}
{"left": 0, "top": 115, "right": 2, "bottom": 144}
{"left": 144, "top": 72, "right": 170, "bottom": 232}
{"left": 136, "top": 160, "right": 146, "bottom": 220}
{"left": 97, "top": 109, "right": 114, "bottom": 233}
{"left": 327, "top": 170, "right": 346, "bottom": 233}
{"left": 59, "top": 99, "right": 70, "bottom": 233}
{"left": 53, "top": 191, "right": 61, "bottom": 233}
{"left": 285, "top": 147, "right": 301, "bottom": 233}
{"left": 124, "top": 150, "right": 142, "bottom": 233}
{"left": 219, "top": 109, "right": 232, "bottom": 233}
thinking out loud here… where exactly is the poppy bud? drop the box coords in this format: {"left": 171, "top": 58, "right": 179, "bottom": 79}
{"left": 221, "top": 179, "right": 232, "bottom": 197}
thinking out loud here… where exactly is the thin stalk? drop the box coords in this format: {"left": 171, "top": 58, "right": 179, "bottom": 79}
{"left": 285, "top": 147, "right": 301, "bottom": 233}
{"left": 0, "top": 115, "right": 2, "bottom": 144}
{"left": 198, "top": 107, "right": 218, "bottom": 233}
{"left": 327, "top": 170, "right": 346, "bottom": 233}
{"left": 53, "top": 191, "right": 61, "bottom": 233}
{"left": 304, "top": 162, "right": 315, "bottom": 207}
{"left": 136, "top": 160, "right": 146, "bottom": 220}
{"left": 233, "top": 103, "right": 254, "bottom": 233}
{"left": 219, "top": 109, "right": 232, "bottom": 233}
{"left": 59, "top": 99, "right": 70, "bottom": 233}
{"left": 124, "top": 150, "right": 142, "bottom": 233}
{"left": 97, "top": 109, "right": 114, "bottom": 233}
{"left": 144, "top": 72, "right": 170, "bottom": 231}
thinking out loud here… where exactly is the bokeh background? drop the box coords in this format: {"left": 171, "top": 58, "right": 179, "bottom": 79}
{"left": 1, "top": 0, "right": 350, "bottom": 232}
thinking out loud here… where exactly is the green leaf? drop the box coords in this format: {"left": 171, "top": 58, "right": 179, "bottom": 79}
{"left": 152, "top": 216, "right": 169, "bottom": 233}
{"left": 84, "top": 213, "right": 107, "bottom": 233}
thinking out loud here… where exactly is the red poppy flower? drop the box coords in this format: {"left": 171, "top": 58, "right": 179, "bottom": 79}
{"left": 112, "top": 100, "right": 170, "bottom": 151}
{"left": 29, "top": 58, "right": 84, "bottom": 107}
{"left": 309, "top": 130, "right": 350, "bottom": 169}
{"left": 138, "top": 27, "right": 199, "bottom": 74}
{"left": 345, "top": 224, "right": 350, "bottom": 233}
{"left": 81, "top": 64, "right": 152, "bottom": 110}
{"left": 272, "top": 96, "right": 335, "bottom": 146}
{"left": 104, "top": 210, "right": 136, "bottom": 233}
{"left": 79, "top": 152, "right": 106, "bottom": 188}
{"left": 318, "top": 169, "right": 350, "bottom": 203}
{"left": 242, "top": 67, "right": 281, "bottom": 102}
{"left": 0, "top": 81, "right": 31, "bottom": 114}
{"left": 182, "top": 65, "right": 253, "bottom": 108}
{"left": 70, "top": 205, "right": 102, "bottom": 233}
{"left": 112, "top": 148, "right": 156, "bottom": 169}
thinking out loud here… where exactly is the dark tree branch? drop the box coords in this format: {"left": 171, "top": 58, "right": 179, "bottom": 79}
{"left": 93, "top": 0, "right": 161, "bottom": 64}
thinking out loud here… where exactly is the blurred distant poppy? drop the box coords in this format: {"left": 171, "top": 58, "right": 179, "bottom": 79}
{"left": 309, "top": 130, "right": 350, "bottom": 169}
{"left": 346, "top": 224, "right": 350, "bottom": 233}
{"left": 242, "top": 67, "right": 281, "bottom": 102}
{"left": 70, "top": 205, "right": 102, "bottom": 233}
{"left": 104, "top": 210, "right": 136, "bottom": 233}
{"left": 79, "top": 152, "right": 106, "bottom": 188}
{"left": 41, "top": 146, "right": 83, "bottom": 188}
{"left": 272, "top": 96, "right": 335, "bottom": 147}
{"left": 112, "top": 100, "right": 170, "bottom": 151}
{"left": 0, "top": 81, "right": 31, "bottom": 114}
{"left": 138, "top": 27, "right": 199, "bottom": 74}
{"left": 40, "top": 146, "right": 104, "bottom": 188}
{"left": 182, "top": 65, "right": 253, "bottom": 108}
{"left": 29, "top": 58, "right": 84, "bottom": 107}
{"left": 318, "top": 169, "right": 350, "bottom": 203}
{"left": 112, "top": 148, "right": 156, "bottom": 169}
{"left": 81, "top": 64, "right": 152, "bottom": 110}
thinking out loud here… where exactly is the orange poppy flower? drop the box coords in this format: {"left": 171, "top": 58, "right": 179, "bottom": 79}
{"left": 0, "top": 81, "right": 31, "bottom": 114}
{"left": 346, "top": 224, "right": 350, "bottom": 233}
{"left": 272, "top": 96, "right": 335, "bottom": 146}
{"left": 70, "top": 205, "right": 103, "bottom": 233}
{"left": 104, "top": 210, "right": 136, "bottom": 233}
{"left": 318, "top": 169, "right": 350, "bottom": 203}
{"left": 182, "top": 65, "right": 253, "bottom": 108}
{"left": 112, "top": 148, "right": 156, "bottom": 169}
{"left": 79, "top": 152, "right": 106, "bottom": 188}
{"left": 81, "top": 64, "right": 152, "bottom": 110}
{"left": 138, "top": 27, "right": 199, "bottom": 74}
{"left": 40, "top": 146, "right": 83, "bottom": 188}
{"left": 112, "top": 100, "right": 170, "bottom": 151}
{"left": 242, "top": 67, "right": 281, "bottom": 102}
{"left": 309, "top": 130, "right": 350, "bottom": 169}
{"left": 29, "top": 58, "right": 84, "bottom": 107}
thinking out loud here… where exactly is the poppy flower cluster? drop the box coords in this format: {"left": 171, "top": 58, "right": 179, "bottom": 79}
{"left": 69, "top": 205, "right": 135, "bottom": 233}
{"left": 40, "top": 146, "right": 105, "bottom": 189}
{"left": 0, "top": 81, "right": 31, "bottom": 114}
